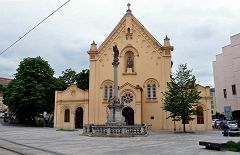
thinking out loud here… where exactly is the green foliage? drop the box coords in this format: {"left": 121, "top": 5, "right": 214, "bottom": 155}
{"left": 226, "top": 141, "right": 240, "bottom": 152}
{"left": 162, "top": 64, "right": 201, "bottom": 132}
{"left": 237, "top": 141, "right": 240, "bottom": 151}
{"left": 59, "top": 68, "right": 77, "bottom": 85}
{"left": 56, "top": 68, "right": 89, "bottom": 91}
{"left": 56, "top": 68, "right": 77, "bottom": 91}
{"left": 0, "top": 84, "right": 6, "bottom": 93}
{"left": 76, "top": 69, "right": 89, "bottom": 90}
{"left": 54, "top": 77, "right": 68, "bottom": 91}
{"left": 3, "top": 57, "right": 56, "bottom": 123}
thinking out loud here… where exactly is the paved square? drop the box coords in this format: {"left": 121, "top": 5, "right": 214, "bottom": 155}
{"left": 0, "top": 123, "right": 239, "bottom": 155}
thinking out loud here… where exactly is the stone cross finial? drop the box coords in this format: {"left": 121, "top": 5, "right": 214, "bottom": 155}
{"left": 127, "top": 3, "right": 131, "bottom": 11}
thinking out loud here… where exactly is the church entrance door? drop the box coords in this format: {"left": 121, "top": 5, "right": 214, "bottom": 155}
{"left": 122, "top": 107, "right": 134, "bottom": 125}
{"left": 75, "top": 107, "right": 83, "bottom": 129}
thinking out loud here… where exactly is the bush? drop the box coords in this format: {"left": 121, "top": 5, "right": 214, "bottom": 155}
{"left": 236, "top": 132, "right": 240, "bottom": 137}
{"left": 226, "top": 140, "right": 240, "bottom": 152}
{"left": 236, "top": 141, "right": 240, "bottom": 152}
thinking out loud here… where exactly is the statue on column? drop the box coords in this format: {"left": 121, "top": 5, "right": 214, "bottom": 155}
{"left": 113, "top": 45, "right": 119, "bottom": 62}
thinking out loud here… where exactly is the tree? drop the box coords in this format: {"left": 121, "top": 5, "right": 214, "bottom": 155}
{"left": 162, "top": 64, "right": 201, "bottom": 132}
{"left": 76, "top": 69, "right": 89, "bottom": 90}
{"left": 54, "top": 77, "right": 68, "bottom": 91}
{"left": 3, "top": 57, "right": 56, "bottom": 123}
{"left": 57, "top": 68, "right": 89, "bottom": 91}
{"left": 59, "top": 68, "right": 77, "bottom": 85}
{"left": 0, "top": 84, "right": 6, "bottom": 93}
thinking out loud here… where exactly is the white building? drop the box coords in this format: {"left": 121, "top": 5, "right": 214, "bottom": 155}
{"left": 210, "top": 88, "right": 217, "bottom": 117}
{"left": 213, "top": 33, "right": 240, "bottom": 120}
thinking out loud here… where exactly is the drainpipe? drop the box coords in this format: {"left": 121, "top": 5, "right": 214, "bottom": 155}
{"left": 136, "top": 85, "right": 143, "bottom": 125}
{"left": 88, "top": 89, "right": 89, "bottom": 124}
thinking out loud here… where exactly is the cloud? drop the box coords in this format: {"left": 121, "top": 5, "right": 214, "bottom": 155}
{"left": 0, "top": 57, "right": 18, "bottom": 76}
{"left": 1, "top": 0, "right": 240, "bottom": 87}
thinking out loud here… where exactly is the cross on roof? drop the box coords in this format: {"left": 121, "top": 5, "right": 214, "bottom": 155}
{"left": 127, "top": 3, "right": 131, "bottom": 11}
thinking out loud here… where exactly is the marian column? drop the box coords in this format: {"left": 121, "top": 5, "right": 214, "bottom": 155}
{"left": 107, "top": 45, "right": 125, "bottom": 125}
{"left": 112, "top": 45, "right": 119, "bottom": 104}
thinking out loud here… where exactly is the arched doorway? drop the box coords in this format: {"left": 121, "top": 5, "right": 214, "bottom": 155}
{"left": 75, "top": 107, "right": 83, "bottom": 129}
{"left": 122, "top": 107, "right": 134, "bottom": 125}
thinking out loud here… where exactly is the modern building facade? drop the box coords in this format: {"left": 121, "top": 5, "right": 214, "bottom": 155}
{"left": 210, "top": 88, "right": 217, "bottom": 117}
{"left": 213, "top": 33, "right": 240, "bottom": 120}
{"left": 54, "top": 7, "right": 212, "bottom": 131}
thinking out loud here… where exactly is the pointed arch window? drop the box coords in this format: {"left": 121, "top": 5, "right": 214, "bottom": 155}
{"left": 104, "top": 85, "right": 108, "bottom": 99}
{"left": 147, "top": 83, "right": 157, "bottom": 99}
{"left": 197, "top": 107, "right": 204, "bottom": 124}
{"left": 104, "top": 84, "right": 113, "bottom": 99}
{"left": 152, "top": 84, "right": 156, "bottom": 98}
{"left": 109, "top": 85, "right": 113, "bottom": 99}
{"left": 144, "top": 79, "right": 159, "bottom": 100}
{"left": 64, "top": 109, "right": 70, "bottom": 122}
{"left": 147, "top": 84, "right": 151, "bottom": 98}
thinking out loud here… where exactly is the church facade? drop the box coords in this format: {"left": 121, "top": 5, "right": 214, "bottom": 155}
{"left": 54, "top": 8, "right": 212, "bottom": 131}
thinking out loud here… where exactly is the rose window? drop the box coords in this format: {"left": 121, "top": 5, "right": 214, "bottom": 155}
{"left": 122, "top": 92, "right": 133, "bottom": 104}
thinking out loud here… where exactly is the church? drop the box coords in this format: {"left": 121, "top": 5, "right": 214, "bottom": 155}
{"left": 54, "top": 6, "right": 212, "bottom": 131}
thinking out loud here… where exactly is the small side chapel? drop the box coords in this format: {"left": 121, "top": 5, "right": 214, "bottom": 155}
{"left": 54, "top": 5, "right": 212, "bottom": 131}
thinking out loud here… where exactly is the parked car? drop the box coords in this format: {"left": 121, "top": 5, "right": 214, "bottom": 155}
{"left": 227, "top": 121, "right": 239, "bottom": 131}
{"left": 212, "top": 119, "right": 221, "bottom": 129}
{"left": 212, "top": 119, "right": 219, "bottom": 126}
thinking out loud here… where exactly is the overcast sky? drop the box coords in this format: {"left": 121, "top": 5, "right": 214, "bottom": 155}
{"left": 0, "top": 0, "right": 240, "bottom": 87}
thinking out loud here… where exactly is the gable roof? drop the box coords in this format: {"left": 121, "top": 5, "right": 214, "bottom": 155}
{"left": 97, "top": 11, "right": 163, "bottom": 55}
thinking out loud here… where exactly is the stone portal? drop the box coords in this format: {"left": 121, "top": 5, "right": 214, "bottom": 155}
{"left": 75, "top": 107, "right": 83, "bottom": 129}
{"left": 122, "top": 107, "right": 134, "bottom": 125}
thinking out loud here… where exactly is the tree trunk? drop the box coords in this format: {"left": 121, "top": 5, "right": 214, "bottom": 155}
{"left": 33, "top": 116, "right": 36, "bottom": 125}
{"left": 17, "top": 112, "right": 26, "bottom": 124}
{"left": 174, "top": 120, "right": 176, "bottom": 132}
{"left": 183, "top": 120, "right": 186, "bottom": 132}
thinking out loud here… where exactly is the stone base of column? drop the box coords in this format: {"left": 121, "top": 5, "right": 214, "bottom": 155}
{"left": 106, "top": 98, "right": 125, "bottom": 125}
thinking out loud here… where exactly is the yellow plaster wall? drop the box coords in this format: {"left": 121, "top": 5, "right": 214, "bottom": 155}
{"left": 54, "top": 11, "right": 212, "bottom": 132}
{"left": 54, "top": 85, "right": 89, "bottom": 129}
{"left": 88, "top": 15, "right": 172, "bottom": 129}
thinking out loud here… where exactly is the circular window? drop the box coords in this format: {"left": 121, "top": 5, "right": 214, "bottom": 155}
{"left": 121, "top": 92, "right": 133, "bottom": 104}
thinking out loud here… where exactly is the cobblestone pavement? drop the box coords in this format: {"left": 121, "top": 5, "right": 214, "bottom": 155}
{"left": 0, "top": 124, "right": 239, "bottom": 155}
